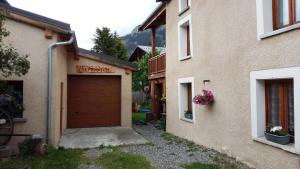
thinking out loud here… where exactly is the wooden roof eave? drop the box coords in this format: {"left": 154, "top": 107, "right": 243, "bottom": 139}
{"left": 139, "top": 3, "right": 166, "bottom": 31}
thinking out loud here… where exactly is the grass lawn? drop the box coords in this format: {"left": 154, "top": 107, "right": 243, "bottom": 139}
{"left": 98, "top": 149, "right": 154, "bottom": 169}
{"left": 183, "top": 162, "right": 242, "bottom": 169}
{"left": 140, "top": 104, "right": 151, "bottom": 109}
{"left": 182, "top": 162, "right": 241, "bottom": 169}
{"left": 0, "top": 148, "right": 85, "bottom": 169}
{"left": 183, "top": 163, "right": 221, "bottom": 169}
{"left": 0, "top": 147, "right": 154, "bottom": 169}
{"left": 182, "top": 163, "right": 238, "bottom": 169}
{"left": 132, "top": 112, "right": 146, "bottom": 124}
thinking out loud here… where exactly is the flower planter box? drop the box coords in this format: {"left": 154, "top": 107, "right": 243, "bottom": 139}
{"left": 264, "top": 132, "right": 290, "bottom": 145}
{"left": 184, "top": 113, "right": 193, "bottom": 120}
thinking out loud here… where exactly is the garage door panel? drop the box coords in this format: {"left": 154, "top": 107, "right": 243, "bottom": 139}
{"left": 67, "top": 75, "right": 121, "bottom": 128}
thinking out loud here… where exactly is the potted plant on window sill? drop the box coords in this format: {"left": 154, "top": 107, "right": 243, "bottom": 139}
{"left": 184, "top": 110, "right": 193, "bottom": 120}
{"left": 265, "top": 125, "right": 290, "bottom": 145}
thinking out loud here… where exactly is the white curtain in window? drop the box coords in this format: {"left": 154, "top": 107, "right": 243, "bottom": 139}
{"left": 288, "top": 84, "right": 294, "bottom": 133}
{"left": 270, "top": 84, "right": 280, "bottom": 126}
{"left": 296, "top": 0, "right": 300, "bottom": 21}
{"left": 279, "top": 0, "right": 290, "bottom": 26}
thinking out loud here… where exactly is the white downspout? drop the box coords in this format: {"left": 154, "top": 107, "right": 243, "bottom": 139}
{"left": 47, "top": 31, "right": 75, "bottom": 144}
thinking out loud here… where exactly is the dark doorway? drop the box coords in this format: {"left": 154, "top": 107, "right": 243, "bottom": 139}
{"left": 152, "top": 83, "right": 163, "bottom": 119}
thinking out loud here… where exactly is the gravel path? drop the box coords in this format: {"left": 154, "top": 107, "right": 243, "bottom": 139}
{"left": 82, "top": 124, "right": 249, "bottom": 169}
{"left": 120, "top": 124, "right": 216, "bottom": 169}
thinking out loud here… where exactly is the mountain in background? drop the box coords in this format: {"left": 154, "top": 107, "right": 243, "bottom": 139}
{"left": 122, "top": 25, "right": 166, "bottom": 56}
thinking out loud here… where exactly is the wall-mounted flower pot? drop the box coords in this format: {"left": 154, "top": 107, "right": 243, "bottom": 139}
{"left": 193, "top": 89, "right": 214, "bottom": 106}
{"left": 264, "top": 132, "right": 290, "bottom": 145}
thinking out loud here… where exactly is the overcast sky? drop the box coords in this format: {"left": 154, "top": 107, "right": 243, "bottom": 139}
{"left": 8, "top": 0, "right": 159, "bottom": 50}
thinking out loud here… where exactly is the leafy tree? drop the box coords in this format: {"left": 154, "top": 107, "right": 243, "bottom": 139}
{"left": 0, "top": 10, "right": 30, "bottom": 118}
{"left": 0, "top": 11, "right": 30, "bottom": 78}
{"left": 132, "top": 53, "right": 150, "bottom": 93}
{"left": 92, "top": 27, "right": 128, "bottom": 60}
{"left": 114, "top": 38, "right": 128, "bottom": 60}
{"left": 0, "top": 82, "right": 23, "bottom": 117}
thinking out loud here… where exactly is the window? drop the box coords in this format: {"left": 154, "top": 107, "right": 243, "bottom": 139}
{"left": 187, "top": 83, "right": 192, "bottom": 113}
{"left": 178, "top": 77, "right": 194, "bottom": 122}
{"left": 179, "top": 0, "right": 190, "bottom": 13}
{"left": 178, "top": 14, "right": 192, "bottom": 61}
{"left": 265, "top": 79, "right": 294, "bottom": 141}
{"left": 186, "top": 25, "right": 191, "bottom": 56}
{"left": 250, "top": 67, "right": 300, "bottom": 153}
{"left": 256, "top": 0, "right": 300, "bottom": 39}
{"left": 0, "top": 81, "right": 23, "bottom": 118}
{"left": 273, "top": 0, "right": 300, "bottom": 30}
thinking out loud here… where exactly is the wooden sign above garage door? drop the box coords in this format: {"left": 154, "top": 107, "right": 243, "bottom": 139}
{"left": 76, "top": 65, "right": 115, "bottom": 73}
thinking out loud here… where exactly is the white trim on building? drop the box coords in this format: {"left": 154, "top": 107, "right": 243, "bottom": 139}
{"left": 256, "top": 0, "right": 273, "bottom": 39}
{"left": 178, "top": 0, "right": 191, "bottom": 13}
{"left": 178, "top": 14, "right": 193, "bottom": 61}
{"left": 178, "top": 77, "right": 195, "bottom": 123}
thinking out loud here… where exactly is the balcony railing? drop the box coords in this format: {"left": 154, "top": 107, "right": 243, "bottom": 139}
{"left": 148, "top": 53, "right": 166, "bottom": 79}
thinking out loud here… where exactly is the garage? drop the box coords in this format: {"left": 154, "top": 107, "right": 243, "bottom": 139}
{"left": 67, "top": 75, "right": 121, "bottom": 128}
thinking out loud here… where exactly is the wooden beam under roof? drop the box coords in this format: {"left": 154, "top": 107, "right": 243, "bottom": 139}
{"left": 139, "top": 3, "right": 166, "bottom": 31}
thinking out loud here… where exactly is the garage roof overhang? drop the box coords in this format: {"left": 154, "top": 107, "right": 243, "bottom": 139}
{"left": 78, "top": 48, "right": 138, "bottom": 71}
{"left": 0, "top": 2, "right": 137, "bottom": 72}
{"left": 0, "top": 2, "right": 79, "bottom": 52}
{"left": 0, "top": 2, "right": 71, "bottom": 34}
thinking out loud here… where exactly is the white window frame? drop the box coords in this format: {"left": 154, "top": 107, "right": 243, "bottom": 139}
{"left": 256, "top": 0, "right": 300, "bottom": 39}
{"left": 178, "top": 14, "right": 193, "bottom": 61}
{"left": 250, "top": 66, "right": 300, "bottom": 154}
{"left": 178, "top": 77, "right": 195, "bottom": 123}
{"left": 178, "top": 0, "right": 191, "bottom": 13}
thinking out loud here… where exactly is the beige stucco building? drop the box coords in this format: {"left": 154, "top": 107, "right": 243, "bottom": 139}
{"left": 0, "top": 2, "right": 135, "bottom": 147}
{"left": 141, "top": 0, "right": 300, "bottom": 169}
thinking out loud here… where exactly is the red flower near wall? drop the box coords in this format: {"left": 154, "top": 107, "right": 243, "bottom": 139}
{"left": 193, "top": 89, "right": 214, "bottom": 105}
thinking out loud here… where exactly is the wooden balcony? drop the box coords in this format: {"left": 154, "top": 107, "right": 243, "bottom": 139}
{"left": 148, "top": 53, "right": 166, "bottom": 80}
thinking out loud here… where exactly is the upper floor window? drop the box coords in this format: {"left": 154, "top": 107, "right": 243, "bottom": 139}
{"left": 256, "top": 0, "right": 300, "bottom": 39}
{"left": 179, "top": 0, "right": 190, "bottom": 13}
{"left": 273, "top": 0, "right": 300, "bottom": 30}
{"left": 186, "top": 25, "right": 191, "bottom": 56}
{"left": 178, "top": 14, "right": 192, "bottom": 61}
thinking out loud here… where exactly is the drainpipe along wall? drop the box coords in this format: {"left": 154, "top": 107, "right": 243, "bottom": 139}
{"left": 47, "top": 31, "right": 75, "bottom": 144}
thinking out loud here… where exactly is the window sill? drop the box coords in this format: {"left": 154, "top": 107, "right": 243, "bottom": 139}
{"left": 179, "top": 56, "right": 192, "bottom": 61}
{"left": 178, "top": 7, "right": 190, "bottom": 16}
{"left": 259, "top": 23, "right": 300, "bottom": 39}
{"left": 253, "top": 137, "right": 300, "bottom": 155}
{"left": 13, "top": 118, "right": 27, "bottom": 123}
{"left": 180, "top": 117, "right": 194, "bottom": 123}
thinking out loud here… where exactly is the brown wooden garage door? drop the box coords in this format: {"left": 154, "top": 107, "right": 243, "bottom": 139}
{"left": 67, "top": 75, "right": 121, "bottom": 128}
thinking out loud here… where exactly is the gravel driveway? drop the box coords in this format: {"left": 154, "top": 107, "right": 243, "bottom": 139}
{"left": 121, "top": 124, "right": 215, "bottom": 169}
{"left": 83, "top": 124, "right": 250, "bottom": 169}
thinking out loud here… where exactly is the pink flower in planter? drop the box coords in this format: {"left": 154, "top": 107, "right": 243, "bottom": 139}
{"left": 193, "top": 89, "right": 214, "bottom": 105}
